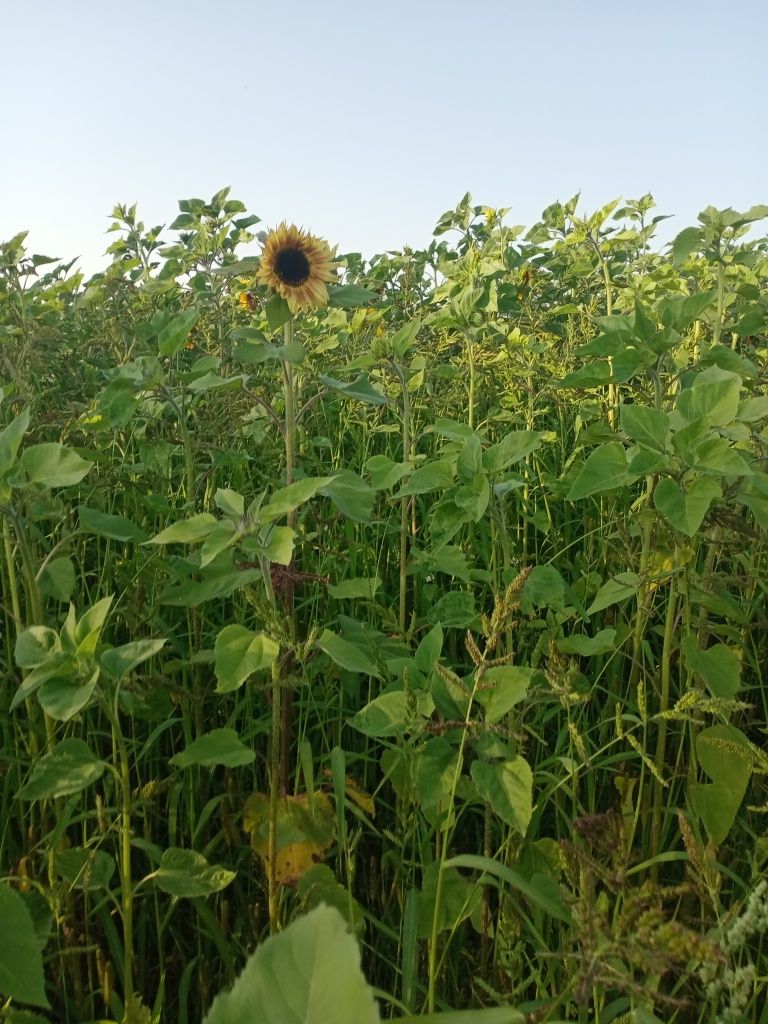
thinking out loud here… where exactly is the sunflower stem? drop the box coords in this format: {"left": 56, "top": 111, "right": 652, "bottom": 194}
{"left": 283, "top": 317, "right": 296, "bottom": 495}
{"left": 268, "top": 655, "right": 281, "bottom": 934}
{"left": 279, "top": 317, "right": 297, "bottom": 796}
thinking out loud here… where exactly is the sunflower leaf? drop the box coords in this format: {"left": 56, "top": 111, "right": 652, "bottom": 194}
{"left": 265, "top": 293, "right": 291, "bottom": 332}
{"left": 209, "top": 257, "right": 261, "bottom": 277}
{"left": 327, "top": 284, "right": 380, "bottom": 308}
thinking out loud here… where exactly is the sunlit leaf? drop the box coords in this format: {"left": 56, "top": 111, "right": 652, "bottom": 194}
{"left": 202, "top": 904, "right": 379, "bottom": 1024}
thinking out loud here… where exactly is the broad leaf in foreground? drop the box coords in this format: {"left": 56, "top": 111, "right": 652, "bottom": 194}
{"left": 203, "top": 904, "right": 379, "bottom": 1024}
{"left": 0, "top": 881, "right": 49, "bottom": 1007}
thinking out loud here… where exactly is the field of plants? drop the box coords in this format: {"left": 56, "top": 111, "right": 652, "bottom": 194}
{"left": 1, "top": 189, "right": 768, "bottom": 1024}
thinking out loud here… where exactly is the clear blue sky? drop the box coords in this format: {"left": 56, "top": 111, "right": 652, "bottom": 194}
{"left": 2, "top": 0, "right": 766, "bottom": 274}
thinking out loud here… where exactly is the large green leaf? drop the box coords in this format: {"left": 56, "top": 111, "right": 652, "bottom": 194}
{"left": 414, "top": 624, "right": 443, "bottom": 674}
{"left": 426, "top": 590, "right": 477, "bottom": 628}
{"left": 366, "top": 454, "right": 411, "bottom": 491}
{"left": 202, "top": 904, "right": 379, "bottom": 1024}
{"left": 654, "top": 477, "right": 720, "bottom": 537}
{"left": 38, "top": 670, "right": 99, "bottom": 721}
{"left": 261, "top": 524, "right": 295, "bottom": 565}
{"left": 215, "top": 626, "right": 279, "bottom": 693}
{"left": 10, "top": 654, "right": 74, "bottom": 710}
{"left": 620, "top": 405, "right": 669, "bottom": 452}
{"left": 349, "top": 691, "right": 409, "bottom": 737}
{"left": 416, "top": 737, "right": 459, "bottom": 827}
{"left": 557, "top": 629, "right": 616, "bottom": 656}
{"left": 321, "top": 471, "right": 375, "bottom": 523}
{"left": 737, "top": 396, "right": 768, "bottom": 423}
{"left": 676, "top": 368, "right": 741, "bottom": 426}
{"left": 327, "top": 284, "right": 380, "bottom": 308}
{"left": 0, "top": 881, "right": 49, "bottom": 1008}
{"left": 78, "top": 506, "right": 148, "bottom": 542}
{"left": 38, "top": 556, "right": 76, "bottom": 602}
{"left": 476, "top": 666, "right": 534, "bottom": 724}
{"left": 146, "top": 513, "right": 217, "bottom": 545}
{"left": 394, "top": 460, "right": 456, "bottom": 497}
{"left": 200, "top": 520, "right": 239, "bottom": 568}
{"left": 471, "top": 757, "right": 533, "bottom": 836}
{"left": 690, "top": 725, "right": 751, "bottom": 845}
{"left": 567, "top": 442, "right": 628, "bottom": 500}
{"left": 318, "top": 373, "right": 389, "bottom": 405}
{"left": 170, "top": 728, "right": 256, "bottom": 769}
{"left": 15, "top": 626, "right": 60, "bottom": 668}
{"left": 671, "top": 226, "right": 702, "bottom": 266}
{"left": 690, "top": 437, "right": 751, "bottom": 477}
{"left": 522, "top": 565, "right": 566, "bottom": 610}
{"left": 318, "top": 630, "right": 381, "bottom": 678}
{"left": 482, "top": 431, "right": 542, "bottom": 473}
{"left": 587, "top": 572, "right": 640, "bottom": 615}
{"left": 259, "top": 477, "right": 336, "bottom": 521}
{"left": 21, "top": 443, "right": 93, "bottom": 488}
{"left": 17, "top": 739, "right": 106, "bottom": 801}
{"left": 0, "top": 406, "right": 30, "bottom": 476}
{"left": 154, "top": 848, "right": 235, "bottom": 898}
{"left": 327, "top": 577, "right": 382, "bottom": 600}
{"left": 430, "top": 544, "right": 471, "bottom": 582}
{"left": 55, "top": 847, "right": 116, "bottom": 891}
{"left": 682, "top": 639, "right": 741, "bottom": 698}
{"left": 157, "top": 307, "right": 199, "bottom": 356}
{"left": 557, "top": 360, "right": 612, "bottom": 389}
{"left": 159, "top": 565, "right": 262, "bottom": 607}
{"left": 101, "top": 638, "right": 166, "bottom": 681}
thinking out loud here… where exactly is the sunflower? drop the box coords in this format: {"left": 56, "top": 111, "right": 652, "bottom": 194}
{"left": 257, "top": 223, "right": 338, "bottom": 314}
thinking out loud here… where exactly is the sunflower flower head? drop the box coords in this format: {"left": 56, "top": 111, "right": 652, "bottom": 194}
{"left": 257, "top": 222, "right": 338, "bottom": 314}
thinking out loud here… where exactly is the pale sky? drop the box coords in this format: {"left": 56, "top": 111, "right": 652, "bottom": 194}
{"left": 2, "top": 0, "right": 766, "bottom": 274}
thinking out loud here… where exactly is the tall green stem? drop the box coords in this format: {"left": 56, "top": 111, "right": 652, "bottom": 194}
{"left": 283, "top": 317, "right": 296, "bottom": 497}
{"left": 103, "top": 699, "right": 136, "bottom": 1013}
{"left": 7, "top": 508, "right": 54, "bottom": 750}
{"left": 427, "top": 674, "right": 478, "bottom": 1012}
{"left": 280, "top": 317, "right": 297, "bottom": 794}
{"left": 2, "top": 516, "right": 22, "bottom": 631}
{"left": 628, "top": 479, "right": 655, "bottom": 692}
{"left": 713, "top": 260, "right": 725, "bottom": 350}
{"left": 594, "top": 240, "right": 617, "bottom": 429}
{"left": 268, "top": 656, "right": 281, "bottom": 934}
{"left": 395, "top": 361, "right": 412, "bottom": 633}
{"left": 2, "top": 515, "right": 41, "bottom": 758}
{"left": 266, "top": 316, "right": 298, "bottom": 932}
{"left": 467, "top": 336, "right": 476, "bottom": 431}
{"left": 650, "top": 557, "right": 679, "bottom": 874}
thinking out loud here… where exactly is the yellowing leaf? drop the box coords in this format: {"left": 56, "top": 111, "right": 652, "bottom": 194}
{"left": 243, "top": 791, "right": 335, "bottom": 887}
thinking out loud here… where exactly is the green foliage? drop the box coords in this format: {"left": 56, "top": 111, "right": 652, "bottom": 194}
{"left": 202, "top": 905, "right": 379, "bottom": 1024}
{"left": 1, "top": 190, "right": 767, "bottom": 1024}
{"left": 0, "top": 882, "right": 49, "bottom": 1008}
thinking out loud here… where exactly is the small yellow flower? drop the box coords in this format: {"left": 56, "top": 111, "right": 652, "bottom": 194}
{"left": 258, "top": 223, "right": 338, "bottom": 314}
{"left": 238, "top": 291, "right": 255, "bottom": 311}
{"left": 483, "top": 206, "right": 496, "bottom": 226}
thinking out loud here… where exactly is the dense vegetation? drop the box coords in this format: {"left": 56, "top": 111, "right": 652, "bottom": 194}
{"left": 1, "top": 190, "right": 768, "bottom": 1024}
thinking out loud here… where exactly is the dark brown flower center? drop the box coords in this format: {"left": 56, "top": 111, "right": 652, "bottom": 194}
{"left": 275, "top": 247, "right": 310, "bottom": 286}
